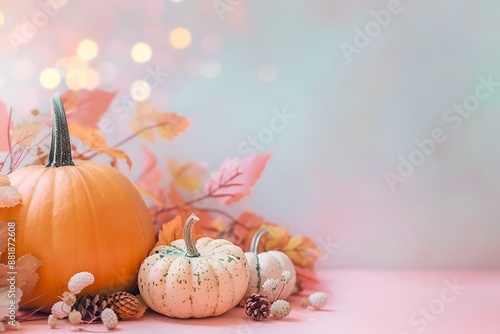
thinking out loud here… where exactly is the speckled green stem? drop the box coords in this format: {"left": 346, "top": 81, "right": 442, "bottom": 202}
{"left": 250, "top": 228, "right": 269, "bottom": 254}
{"left": 184, "top": 214, "right": 201, "bottom": 257}
{"left": 46, "top": 93, "right": 74, "bottom": 168}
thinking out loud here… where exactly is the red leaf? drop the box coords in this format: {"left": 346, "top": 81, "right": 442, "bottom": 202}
{"left": 204, "top": 153, "right": 273, "bottom": 205}
{"left": 0, "top": 101, "right": 12, "bottom": 152}
{"left": 57, "top": 89, "right": 117, "bottom": 128}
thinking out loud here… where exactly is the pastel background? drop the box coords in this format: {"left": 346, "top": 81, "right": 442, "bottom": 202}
{"left": 1, "top": 0, "right": 499, "bottom": 270}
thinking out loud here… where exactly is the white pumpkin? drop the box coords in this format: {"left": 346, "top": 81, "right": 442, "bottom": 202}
{"left": 242, "top": 229, "right": 297, "bottom": 303}
{"left": 139, "top": 214, "right": 249, "bottom": 318}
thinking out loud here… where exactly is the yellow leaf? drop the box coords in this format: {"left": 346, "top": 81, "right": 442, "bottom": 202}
{"left": 283, "top": 235, "right": 325, "bottom": 270}
{"left": 167, "top": 159, "right": 207, "bottom": 192}
{"left": 135, "top": 184, "right": 165, "bottom": 208}
{"left": 130, "top": 118, "right": 155, "bottom": 142}
{"left": 11, "top": 122, "right": 44, "bottom": 147}
{"left": 155, "top": 112, "right": 190, "bottom": 140}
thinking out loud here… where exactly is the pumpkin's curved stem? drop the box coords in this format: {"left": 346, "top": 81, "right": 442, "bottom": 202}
{"left": 46, "top": 93, "right": 74, "bottom": 168}
{"left": 249, "top": 228, "right": 269, "bottom": 255}
{"left": 184, "top": 214, "right": 201, "bottom": 257}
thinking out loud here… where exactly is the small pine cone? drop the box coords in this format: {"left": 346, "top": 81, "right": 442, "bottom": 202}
{"left": 106, "top": 292, "right": 140, "bottom": 319}
{"left": 75, "top": 295, "right": 107, "bottom": 321}
{"left": 245, "top": 294, "right": 271, "bottom": 321}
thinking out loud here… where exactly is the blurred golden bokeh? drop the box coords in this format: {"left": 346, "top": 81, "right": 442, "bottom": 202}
{"left": 170, "top": 27, "right": 191, "bottom": 49}
{"left": 77, "top": 39, "right": 99, "bottom": 61}
{"left": 39, "top": 68, "right": 61, "bottom": 89}
{"left": 131, "top": 43, "right": 152, "bottom": 63}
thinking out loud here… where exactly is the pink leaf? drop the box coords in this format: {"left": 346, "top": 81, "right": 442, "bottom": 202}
{"left": 0, "top": 175, "right": 21, "bottom": 208}
{"left": 46, "top": 89, "right": 118, "bottom": 128}
{"left": 135, "top": 145, "right": 164, "bottom": 206}
{"left": 0, "top": 101, "right": 12, "bottom": 152}
{"left": 204, "top": 152, "right": 273, "bottom": 205}
{"left": 11, "top": 122, "right": 45, "bottom": 147}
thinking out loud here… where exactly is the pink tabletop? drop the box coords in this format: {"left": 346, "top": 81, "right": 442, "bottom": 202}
{"left": 14, "top": 269, "right": 499, "bottom": 333}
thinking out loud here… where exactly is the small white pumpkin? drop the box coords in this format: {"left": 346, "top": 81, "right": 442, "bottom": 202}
{"left": 242, "top": 229, "right": 297, "bottom": 303}
{"left": 139, "top": 214, "right": 249, "bottom": 318}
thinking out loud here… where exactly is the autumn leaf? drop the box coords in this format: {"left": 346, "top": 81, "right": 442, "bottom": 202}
{"left": 0, "top": 175, "right": 21, "bottom": 208}
{"left": 282, "top": 235, "right": 325, "bottom": 270}
{"left": 68, "top": 123, "right": 132, "bottom": 173}
{"left": 156, "top": 215, "right": 205, "bottom": 247}
{"left": 11, "top": 122, "right": 45, "bottom": 147}
{"left": 135, "top": 145, "right": 165, "bottom": 206}
{"left": 61, "top": 89, "right": 118, "bottom": 128}
{"left": 15, "top": 254, "right": 43, "bottom": 297}
{"left": 0, "top": 253, "right": 42, "bottom": 298}
{"left": 233, "top": 211, "right": 324, "bottom": 270}
{"left": 131, "top": 99, "right": 190, "bottom": 142}
{"left": 0, "top": 100, "right": 12, "bottom": 152}
{"left": 163, "top": 184, "right": 223, "bottom": 238}
{"left": 167, "top": 159, "right": 207, "bottom": 192}
{"left": 204, "top": 153, "right": 272, "bottom": 205}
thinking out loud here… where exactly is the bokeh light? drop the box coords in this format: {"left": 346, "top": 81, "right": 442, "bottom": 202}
{"left": 130, "top": 80, "right": 151, "bottom": 101}
{"left": 131, "top": 43, "right": 152, "bottom": 63}
{"left": 66, "top": 70, "right": 87, "bottom": 90}
{"left": 171, "top": 0, "right": 183, "bottom": 2}
{"left": 85, "top": 69, "right": 101, "bottom": 89}
{"left": 0, "top": 11, "right": 4, "bottom": 26}
{"left": 39, "top": 68, "right": 61, "bottom": 89}
{"left": 258, "top": 64, "right": 278, "bottom": 83}
{"left": 170, "top": 27, "right": 191, "bottom": 49}
{"left": 77, "top": 39, "right": 99, "bottom": 60}
{"left": 13, "top": 60, "right": 34, "bottom": 81}
{"left": 200, "top": 60, "right": 222, "bottom": 78}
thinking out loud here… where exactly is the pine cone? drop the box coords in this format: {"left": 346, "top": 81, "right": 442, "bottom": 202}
{"left": 245, "top": 294, "right": 271, "bottom": 321}
{"left": 106, "top": 292, "right": 140, "bottom": 319}
{"left": 75, "top": 295, "right": 107, "bottom": 321}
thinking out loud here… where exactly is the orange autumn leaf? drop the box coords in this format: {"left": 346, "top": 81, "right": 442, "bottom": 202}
{"left": 167, "top": 159, "right": 207, "bottom": 192}
{"left": 165, "top": 184, "right": 223, "bottom": 238}
{"left": 282, "top": 235, "right": 325, "bottom": 270}
{"left": 11, "top": 122, "right": 45, "bottom": 147}
{"left": 0, "top": 175, "right": 21, "bottom": 208}
{"left": 68, "top": 123, "right": 132, "bottom": 173}
{"left": 131, "top": 99, "right": 190, "bottom": 142}
{"left": 61, "top": 89, "right": 118, "bottom": 128}
{"left": 156, "top": 215, "right": 205, "bottom": 247}
{"left": 234, "top": 211, "right": 323, "bottom": 270}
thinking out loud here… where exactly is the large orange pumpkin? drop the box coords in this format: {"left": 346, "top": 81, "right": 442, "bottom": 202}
{"left": 0, "top": 93, "right": 155, "bottom": 311}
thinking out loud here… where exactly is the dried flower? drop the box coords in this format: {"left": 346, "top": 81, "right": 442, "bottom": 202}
{"left": 61, "top": 291, "right": 76, "bottom": 307}
{"left": 270, "top": 300, "right": 291, "bottom": 319}
{"left": 51, "top": 301, "right": 71, "bottom": 319}
{"left": 68, "top": 272, "right": 95, "bottom": 294}
{"left": 301, "top": 298, "right": 310, "bottom": 308}
{"left": 68, "top": 310, "right": 82, "bottom": 325}
{"left": 307, "top": 292, "right": 328, "bottom": 310}
{"left": 47, "top": 314, "right": 56, "bottom": 329}
{"left": 262, "top": 278, "right": 279, "bottom": 293}
{"left": 101, "top": 308, "right": 118, "bottom": 330}
{"left": 281, "top": 271, "right": 292, "bottom": 284}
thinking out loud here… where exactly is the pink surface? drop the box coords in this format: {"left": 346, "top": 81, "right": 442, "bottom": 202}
{"left": 15, "top": 269, "right": 499, "bottom": 333}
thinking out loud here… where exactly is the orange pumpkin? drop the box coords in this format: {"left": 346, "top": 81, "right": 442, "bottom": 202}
{"left": 0, "top": 93, "right": 155, "bottom": 311}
